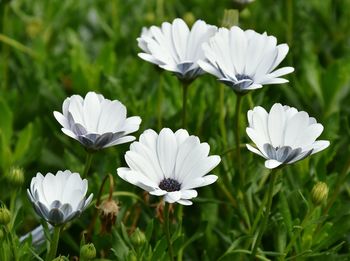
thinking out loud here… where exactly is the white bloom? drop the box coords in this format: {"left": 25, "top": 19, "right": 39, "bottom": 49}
{"left": 117, "top": 128, "right": 221, "bottom": 205}
{"left": 198, "top": 26, "right": 294, "bottom": 93}
{"left": 54, "top": 92, "right": 141, "bottom": 150}
{"left": 20, "top": 224, "right": 53, "bottom": 247}
{"left": 137, "top": 18, "right": 217, "bottom": 81}
{"left": 246, "top": 103, "right": 330, "bottom": 169}
{"left": 27, "top": 170, "right": 93, "bottom": 226}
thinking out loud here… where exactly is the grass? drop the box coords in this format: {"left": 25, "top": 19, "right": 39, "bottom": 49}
{"left": 1, "top": 0, "right": 350, "bottom": 260}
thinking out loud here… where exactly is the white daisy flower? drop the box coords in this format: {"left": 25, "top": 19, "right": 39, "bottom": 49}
{"left": 198, "top": 26, "right": 294, "bottom": 93}
{"left": 117, "top": 128, "right": 221, "bottom": 205}
{"left": 137, "top": 18, "right": 217, "bottom": 81}
{"left": 27, "top": 170, "right": 93, "bottom": 226}
{"left": 54, "top": 91, "right": 141, "bottom": 150}
{"left": 246, "top": 103, "right": 330, "bottom": 169}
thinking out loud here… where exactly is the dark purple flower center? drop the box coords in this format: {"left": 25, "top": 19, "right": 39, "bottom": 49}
{"left": 159, "top": 178, "right": 181, "bottom": 192}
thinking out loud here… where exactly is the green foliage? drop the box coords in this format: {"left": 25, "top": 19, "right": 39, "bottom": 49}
{"left": 0, "top": 0, "right": 350, "bottom": 260}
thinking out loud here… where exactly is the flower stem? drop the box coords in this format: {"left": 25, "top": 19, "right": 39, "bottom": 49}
{"left": 46, "top": 226, "right": 61, "bottom": 261}
{"left": 250, "top": 169, "right": 278, "bottom": 259}
{"left": 82, "top": 152, "right": 93, "bottom": 178}
{"left": 281, "top": 206, "right": 316, "bottom": 260}
{"left": 164, "top": 203, "right": 174, "bottom": 261}
{"left": 234, "top": 95, "right": 243, "bottom": 184}
{"left": 157, "top": 73, "right": 163, "bottom": 131}
{"left": 4, "top": 225, "right": 18, "bottom": 261}
{"left": 182, "top": 81, "right": 189, "bottom": 129}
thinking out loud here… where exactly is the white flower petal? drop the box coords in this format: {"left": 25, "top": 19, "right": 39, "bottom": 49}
{"left": 265, "top": 159, "right": 282, "bottom": 169}
{"left": 157, "top": 128, "right": 177, "bottom": 179}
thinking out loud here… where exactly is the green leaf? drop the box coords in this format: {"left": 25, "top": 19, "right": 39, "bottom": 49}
{"left": 13, "top": 123, "right": 33, "bottom": 163}
{"left": 0, "top": 97, "right": 13, "bottom": 144}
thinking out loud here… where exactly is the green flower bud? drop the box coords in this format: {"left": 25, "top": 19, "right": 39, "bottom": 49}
{"left": 8, "top": 167, "right": 25, "bottom": 187}
{"left": 183, "top": 12, "right": 195, "bottom": 27}
{"left": 144, "top": 12, "right": 155, "bottom": 23}
{"left": 80, "top": 243, "right": 96, "bottom": 260}
{"left": 130, "top": 228, "right": 146, "bottom": 248}
{"left": 127, "top": 251, "right": 138, "bottom": 261}
{"left": 221, "top": 9, "right": 239, "bottom": 28}
{"left": 311, "top": 181, "right": 329, "bottom": 205}
{"left": 0, "top": 207, "right": 11, "bottom": 225}
{"left": 52, "top": 256, "right": 68, "bottom": 261}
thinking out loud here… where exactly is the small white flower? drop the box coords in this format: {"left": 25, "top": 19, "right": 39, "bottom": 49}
{"left": 246, "top": 103, "right": 330, "bottom": 169}
{"left": 27, "top": 170, "right": 93, "bottom": 226}
{"left": 117, "top": 128, "right": 221, "bottom": 205}
{"left": 137, "top": 18, "right": 217, "bottom": 81}
{"left": 54, "top": 92, "right": 141, "bottom": 150}
{"left": 20, "top": 224, "right": 53, "bottom": 246}
{"left": 198, "top": 26, "right": 294, "bottom": 93}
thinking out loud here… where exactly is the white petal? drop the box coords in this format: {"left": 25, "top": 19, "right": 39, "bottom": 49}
{"left": 164, "top": 191, "right": 182, "bottom": 203}
{"left": 83, "top": 92, "right": 102, "bottom": 132}
{"left": 284, "top": 111, "right": 310, "bottom": 147}
{"left": 157, "top": 128, "right": 177, "bottom": 179}
{"left": 268, "top": 103, "right": 286, "bottom": 148}
{"left": 310, "top": 140, "right": 330, "bottom": 154}
{"left": 265, "top": 159, "right": 282, "bottom": 169}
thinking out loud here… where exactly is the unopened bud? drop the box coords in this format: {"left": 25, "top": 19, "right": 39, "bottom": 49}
{"left": 183, "top": 12, "right": 195, "bottom": 27}
{"left": 80, "top": 243, "right": 96, "bottom": 260}
{"left": 52, "top": 256, "right": 68, "bottom": 261}
{"left": 130, "top": 228, "right": 146, "bottom": 248}
{"left": 144, "top": 12, "right": 155, "bottom": 23}
{"left": 8, "top": 167, "right": 25, "bottom": 187}
{"left": 127, "top": 251, "right": 138, "bottom": 261}
{"left": 221, "top": 9, "right": 239, "bottom": 28}
{"left": 311, "top": 182, "right": 329, "bottom": 205}
{"left": 0, "top": 207, "right": 11, "bottom": 225}
{"left": 98, "top": 199, "right": 119, "bottom": 234}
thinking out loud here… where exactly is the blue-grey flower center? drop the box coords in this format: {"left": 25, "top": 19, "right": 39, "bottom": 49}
{"left": 263, "top": 143, "right": 302, "bottom": 163}
{"left": 159, "top": 178, "right": 181, "bottom": 192}
{"left": 235, "top": 74, "right": 253, "bottom": 89}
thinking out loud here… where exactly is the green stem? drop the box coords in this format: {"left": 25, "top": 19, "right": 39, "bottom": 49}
{"left": 4, "top": 225, "right": 18, "bottom": 261}
{"left": 181, "top": 82, "right": 189, "bottom": 129}
{"left": 82, "top": 152, "right": 93, "bottom": 178}
{"left": 157, "top": 74, "right": 163, "bottom": 131}
{"left": 250, "top": 169, "right": 279, "bottom": 259}
{"left": 281, "top": 206, "right": 316, "bottom": 260}
{"left": 164, "top": 203, "right": 174, "bottom": 261}
{"left": 234, "top": 95, "right": 243, "bottom": 184}
{"left": 177, "top": 204, "right": 184, "bottom": 261}
{"left": 46, "top": 226, "right": 61, "bottom": 261}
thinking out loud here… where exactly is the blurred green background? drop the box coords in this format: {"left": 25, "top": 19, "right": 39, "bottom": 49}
{"left": 1, "top": 0, "right": 350, "bottom": 260}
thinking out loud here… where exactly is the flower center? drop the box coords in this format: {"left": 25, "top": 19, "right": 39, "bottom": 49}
{"left": 235, "top": 74, "right": 253, "bottom": 89}
{"left": 159, "top": 178, "right": 181, "bottom": 192}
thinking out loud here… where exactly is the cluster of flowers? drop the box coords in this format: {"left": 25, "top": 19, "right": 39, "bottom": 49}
{"left": 27, "top": 18, "right": 329, "bottom": 234}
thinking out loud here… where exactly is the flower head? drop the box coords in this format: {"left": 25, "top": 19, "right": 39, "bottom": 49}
{"left": 27, "top": 170, "right": 93, "bottom": 226}
{"left": 54, "top": 92, "right": 141, "bottom": 150}
{"left": 198, "top": 26, "right": 294, "bottom": 93}
{"left": 246, "top": 103, "right": 330, "bottom": 169}
{"left": 117, "top": 128, "right": 221, "bottom": 205}
{"left": 137, "top": 18, "right": 217, "bottom": 82}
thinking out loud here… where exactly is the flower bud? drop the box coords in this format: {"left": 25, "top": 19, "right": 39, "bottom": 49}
{"left": 311, "top": 181, "right": 329, "bottom": 205}
{"left": 80, "top": 243, "right": 96, "bottom": 260}
{"left": 130, "top": 228, "right": 146, "bottom": 248}
{"left": 8, "top": 167, "right": 25, "bottom": 187}
{"left": 52, "top": 256, "right": 68, "bottom": 261}
{"left": 0, "top": 207, "right": 11, "bottom": 225}
{"left": 183, "top": 12, "right": 195, "bottom": 27}
{"left": 127, "top": 251, "right": 138, "bottom": 261}
{"left": 98, "top": 199, "right": 119, "bottom": 234}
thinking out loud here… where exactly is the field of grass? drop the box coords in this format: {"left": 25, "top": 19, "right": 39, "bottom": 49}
{"left": 1, "top": 0, "right": 350, "bottom": 260}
